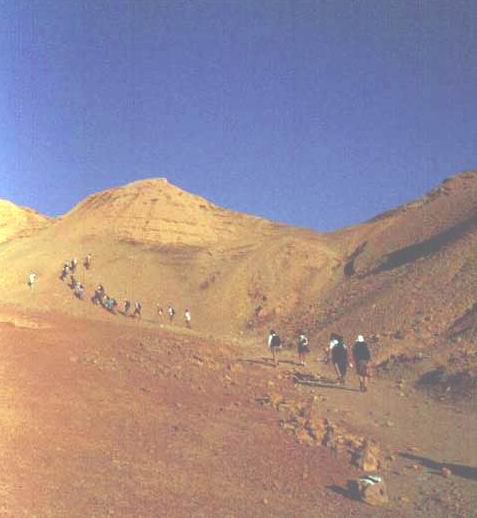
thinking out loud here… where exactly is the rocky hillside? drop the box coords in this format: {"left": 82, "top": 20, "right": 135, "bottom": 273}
{"left": 1, "top": 171, "right": 476, "bottom": 367}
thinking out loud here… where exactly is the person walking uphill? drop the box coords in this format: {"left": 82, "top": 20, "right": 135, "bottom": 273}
{"left": 297, "top": 331, "right": 310, "bottom": 366}
{"left": 268, "top": 330, "right": 282, "bottom": 366}
{"left": 184, "top": 309, "right": 192, "bottom": 329}
{"left": 329, "top": 334, "right": 351, "bottom": 384}
{"left": 352, "top": 335, "right": 372, "bottom": 392}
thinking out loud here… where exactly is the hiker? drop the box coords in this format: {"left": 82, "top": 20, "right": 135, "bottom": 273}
{"left": 60, "top": 264, "right": 69, "bottom": 281}
{"left": 69, "top": 275, "right": 77, "bottom": 289}
{"left": 133, "top": 302, "right": 142, "bottom": 318}
{"left": 329, "top": 334, "right": 350, "bottom": 384}
{"left": 157, "top": 305, "right": 164, "bottom": 319}
{"left": 184, "top": 308, "right": 192, "bottom": 328}
{"left": 74, "top": 283, "right": 84, "bottom": 300}
{"left": 83, "top": 254, "right": 92, "bottom": 270}
{"left": 70, "top": 258, "right": 78, "bottom": 273}
{"left": 124, "top": 300, "right": 131, "bottom": 315}
{"left": 110, "top": 297, "right": 118, "bottom": 313}
{"left": 268, "top": 329, "right": 282, "bottom": 366}
{"left": 352, "top": 335, "right": 372, "bottom": 392}
{"left": 27, "top": 272, "right": 37, "bottom": 289}
{"left": 92, "top": 285, "right": 104, "bottom": 305}
{"left": 297, "top": 331, "right": 310, "bottom": 366}
{"left": 168, "top": 305, "right": 176, "bottom": 323}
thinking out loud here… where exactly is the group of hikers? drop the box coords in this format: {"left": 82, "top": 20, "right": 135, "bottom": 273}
{"left": 268, "top": 330, "right": 372, "bottom": 392}
{"left": 54, "top": 254, "right": 193, "bottom": 327}
{"left": 156, "top": 305, "right": 192, "bottom": 328}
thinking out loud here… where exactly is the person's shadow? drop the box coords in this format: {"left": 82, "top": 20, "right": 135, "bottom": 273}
{"left": 292, "top": 372, "right": 361, "bottom": 392}
{"left": 400, "top": 453, "right": 477, "bottom": 481}
{"left": 238, "top": 357, "right": 279, "bottom": 368}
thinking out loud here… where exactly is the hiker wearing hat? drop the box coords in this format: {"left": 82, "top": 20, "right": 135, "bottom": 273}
{"left": 352, "top": 335, "right": 372, "bottom": 392}
{"left": 297, "top": 331, "right": 310, "bottom": 366}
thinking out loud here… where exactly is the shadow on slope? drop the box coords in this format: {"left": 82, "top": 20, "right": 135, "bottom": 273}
{"left": 369, "top": 211, "right": 477, "bottom": 275}
{"left": 400, "top": 453, "right": 477, "bottom": 481}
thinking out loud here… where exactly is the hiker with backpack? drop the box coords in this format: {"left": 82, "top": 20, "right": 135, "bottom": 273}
{"left": 352, "top": 335, "right": 372, "bottom": 392}
{"left": 168, "top": 305, "right": 176, "bottom": 323}
{"left": 124, "top": 300, "right": 131, "bottom": 316}
{"left": 268, "top": 329, "right": 282, "bottom": 366}
{"left": 328, "top": 333, "right": 351, "bottom": 384}
{"left": 297, "top": 331, "right": 310, "bottom": 366}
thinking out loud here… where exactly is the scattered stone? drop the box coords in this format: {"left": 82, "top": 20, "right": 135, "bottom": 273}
{"left": 385, "top": 420, "right": 394, "bottom": 427}
{"left": 354, "top": 439, "right": 381, "bottom": 472}
{"left": 399, "top": 496, "right": 410, "bottom": 503}
{"left": 441, "top": 467, "right": 452, "bottom": 478}
{"left": 262, "top": 498, "right": 268, "bottom": 505}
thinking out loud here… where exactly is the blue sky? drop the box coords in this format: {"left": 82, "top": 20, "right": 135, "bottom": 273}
{"left": 1, "top": 0, "right": 476, "bottom": 231}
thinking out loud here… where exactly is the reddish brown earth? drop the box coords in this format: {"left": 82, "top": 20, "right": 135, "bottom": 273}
{"left": 0, "top": 307, "right": 476, "bottom": 517}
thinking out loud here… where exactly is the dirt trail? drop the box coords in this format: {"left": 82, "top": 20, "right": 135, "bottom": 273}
{"left": 243, "top": 341, "right": 477, "bottom": 517}
{"left": 0, "top": 309, "right": 475, "bottom": 516}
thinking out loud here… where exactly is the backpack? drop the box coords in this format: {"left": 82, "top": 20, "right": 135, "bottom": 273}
{"left": 270, "top": 334, "right": 281, "bottom": 348}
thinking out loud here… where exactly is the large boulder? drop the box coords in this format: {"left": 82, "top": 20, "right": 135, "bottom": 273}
{"left": 348, "top": 475, "right": 389, "bottom": 506}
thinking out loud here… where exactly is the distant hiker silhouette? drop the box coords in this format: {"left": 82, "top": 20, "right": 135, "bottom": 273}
{"left": 124, "top": 300, "right": 131, "bottom": 315}
{"left": 133, "top": 302, "right": 142, "bottom": 318}
{"left": 352, "top": 335, "right": 372, "bottom": 392}
{"left": 83, "top": 254, "right": 92, "bottom": 270}
{"left": 60, "top": 264, "right": 69, "bottom": 281}
{"left": 184, "top": 308, "right": 192, "bottom": 328}
{"left": 27, "top": 272, "right": 37, "bottom": 289}
{"left": 92, "top": 285, "right": 104, "bottom": 305}
{"left": 168, "top": 305, "right": 176, "bottom": 323}
{"left": 268, "top": 329, "right": 282, "bottom": 366}
{"left": 74, "top": 283, "right": 85, "bottom": 300}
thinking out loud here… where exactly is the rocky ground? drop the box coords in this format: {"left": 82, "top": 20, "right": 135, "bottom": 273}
{"left": 0, "top": 307, "right": 475, "bottom": 517}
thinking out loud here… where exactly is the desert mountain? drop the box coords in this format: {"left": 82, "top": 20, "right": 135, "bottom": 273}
{"left": 1, "top": 171, "right": 477, "bottom": 517}
{"left": 0, "top": 199, "right": 50, "bottom": 244}
{"left": 1, "top": 170, "right": 476, "bottom": 360}
{"left": 0, "top": 178, "right": 339, "bottom": 335}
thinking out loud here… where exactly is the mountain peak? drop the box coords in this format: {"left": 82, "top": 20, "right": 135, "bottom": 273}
{"left": 56, "top": 177, "right": 265, "bottom": 246}
{"left": 0, "top": 199, "right": 50, "bottom": 243}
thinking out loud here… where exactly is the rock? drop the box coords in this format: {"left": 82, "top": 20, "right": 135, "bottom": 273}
{"left": 354, "top": 440, "right": 381, "bottom": 472}
{"left": 348, "top": 476, "right": 389, "bottom": 506}
{"left": 441, "top": 467, "right": 452, "bottom": 478}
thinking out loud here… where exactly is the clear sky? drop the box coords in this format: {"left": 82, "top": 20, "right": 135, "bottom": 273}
{"left": 1, "top": 1, "right": 476, "bottom": 231}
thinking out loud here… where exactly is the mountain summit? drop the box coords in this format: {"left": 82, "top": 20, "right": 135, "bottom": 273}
{"left": 56, "top": 178, "right": 274, "bottom": 246}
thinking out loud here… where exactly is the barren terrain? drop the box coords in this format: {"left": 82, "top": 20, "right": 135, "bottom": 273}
{"left": 0, "top": 170, "right": 476, "bottom": 516}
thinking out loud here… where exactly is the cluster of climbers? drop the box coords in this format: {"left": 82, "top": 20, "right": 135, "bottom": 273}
{"left": 60, "top": 256, "right": 88, "bottom": 299}
{"left": 267, "top": 330, "right": 372, "bottom": 392}
{"left": 54, "top": 254, "right": 192, "bottom": 327}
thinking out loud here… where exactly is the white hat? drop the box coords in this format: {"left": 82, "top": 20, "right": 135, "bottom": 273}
{"left": 357, "top": 335, "right": 364, "bottom": 342}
